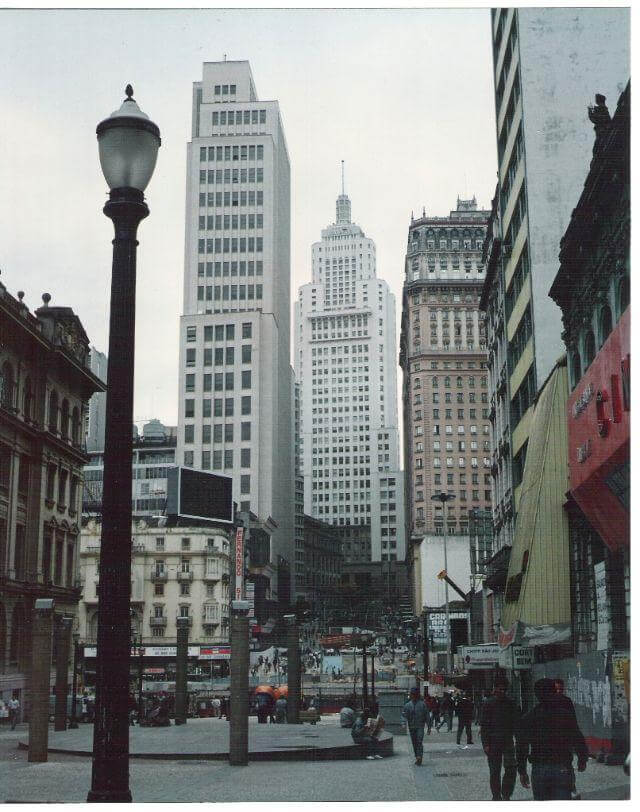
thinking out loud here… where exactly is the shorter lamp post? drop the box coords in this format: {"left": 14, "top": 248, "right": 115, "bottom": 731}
{"left": 431, "top": 492, "right": 455, "bottom": 675}
{"left": 69, "top": 631, "right": 80, "bottom": 729}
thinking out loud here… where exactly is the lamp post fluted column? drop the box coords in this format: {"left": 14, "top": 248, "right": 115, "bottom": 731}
{"left": 88, "top": 86, "right": 160, "bottom": 804}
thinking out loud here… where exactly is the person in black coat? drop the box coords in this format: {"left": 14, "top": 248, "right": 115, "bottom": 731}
{"left": 455, "top": 691, "right": 474, "bottom": 746}
{"left": 480, "top": 677, "right": 520, "bottom": 800}
{"left": 516, "top": 678, "right": 588, "bottom": 801}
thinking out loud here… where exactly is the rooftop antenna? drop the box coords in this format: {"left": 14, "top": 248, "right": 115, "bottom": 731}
{"left": 341, "top": 160, "right": 345, "bottom": 195}
{"left": 223, "top": 53, "right": 227, "bottom": 62}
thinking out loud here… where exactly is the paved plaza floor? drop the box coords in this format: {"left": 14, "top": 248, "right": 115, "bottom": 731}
{"left": 17, "top": 715, "right": 393, "bottom": 761}
{"left": 0, "top": 718, "right": 630, "bottom": 803}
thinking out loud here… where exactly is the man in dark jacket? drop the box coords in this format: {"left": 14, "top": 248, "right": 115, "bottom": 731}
{"left": 455, "top": 691, "right": 474, "bottom": 746}
{"left": 516, "top": 678, "right": 588, "bottom": 800}
{"left": 480, "top": 677, "right": 520, "bottom": 800}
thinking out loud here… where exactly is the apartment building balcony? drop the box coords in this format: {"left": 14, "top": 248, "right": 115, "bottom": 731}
{"left": 177, "top": 570, "right": 193, "bottom": 582}
{"left": 149, "top": 616, "right": 167, "bottom": 627}
{"left": 203, "top": 570, "right": 221, "bottom": 582}
{"left": 150, "top": 569, "right": 168, "bottom": 582}
{"left": 177, "top": 615, "right": 193, "bottom": 627}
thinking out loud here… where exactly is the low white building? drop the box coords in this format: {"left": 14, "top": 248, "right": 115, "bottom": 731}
{"left": 79, "top": 519, "right": 231, "bottom": 646}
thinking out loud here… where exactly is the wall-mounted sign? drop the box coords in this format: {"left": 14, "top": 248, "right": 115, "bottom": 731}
{"left": 199, "top": 645, "right": 231, "bottom": 661}
{"left": 235, "top": 527, "right": 244, "bottom": 601}
{"left": 594, "top": 561, "right": 611, "bottom": 651}
{"left": 498, "top": 645, "right": 533, "bottom": 670}
{"left": 83, "top": 645, "right": 200, "bottom": 658}
{"left": 459, "top": 643, "right": 501, "bottom": 669}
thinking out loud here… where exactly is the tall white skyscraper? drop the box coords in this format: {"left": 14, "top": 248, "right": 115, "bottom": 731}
{"left": 177, "top": 61, "right": 294, "bottom": 602}
{"left": 295, "top": 178, "right": 405, "bottom": 565}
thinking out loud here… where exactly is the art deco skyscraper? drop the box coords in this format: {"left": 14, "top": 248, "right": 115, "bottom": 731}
{"left": 295, "top": 177, "right": 405, "bottom": 565}
{"left": 177, "top": 61, "right": 294, "bottom": 602}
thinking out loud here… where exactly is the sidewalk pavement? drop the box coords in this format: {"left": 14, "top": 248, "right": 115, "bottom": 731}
{"left": 0, "top": 719, "right": 629, "bottom": 803}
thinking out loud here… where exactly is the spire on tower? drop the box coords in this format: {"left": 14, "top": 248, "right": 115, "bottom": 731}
{"left": 335, "top": 160, "right": 351, "bottom": 225}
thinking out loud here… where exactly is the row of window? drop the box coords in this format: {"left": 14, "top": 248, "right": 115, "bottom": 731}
{"left": 197, "top": 284, "right": 263, "bottom": 303}
{"left": 199, "top": 190, "right": 263, "bottom": 208}
{"left": 200, "top": 144, "right": 264, "bottom": 162}
{"left": 508, "top": 304, "right": 532, "bottom": 374}
{"left": 510, "top": 367, "right": 536, "bottom": 426}
{"left": 505, "top": 243, "right": 530, "bottom": 318}
{"left": 427, "top": 392, "right": 488, "bottom": 405}
{"left": 199, "top": 168, "right": 264, "bottom": 185}
{"left": 185, "top": 371, "right": 252, "bottom": 393}
{"left": 198, "top": 260, "right": 263, "bottom": 278}
{"left": 185, "top": 346, "right": 252, "bottom": 367}
{"left": 416, "top": 489, "right": 490, "bottom": 502}
{"left": 184, "top": 423, "right": 252, "bottom": 445}
{"left": 199, "top": 214, "right": 264, "bottom": 233}
{"left": 186, "top": 323, "right": 252, "bottom": 343}
{"left": 211, "top": 108, "right": 266, "bottom": 125}
{"left": 198, "top": 237, "right": 263, "bottom": 254}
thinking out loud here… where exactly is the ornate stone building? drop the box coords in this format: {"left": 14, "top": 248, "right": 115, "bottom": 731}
{"left": 0, "top": 283, "right": 104, "bottom": 713}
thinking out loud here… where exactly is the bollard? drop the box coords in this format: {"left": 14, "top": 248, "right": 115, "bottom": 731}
{"left": 174, "top": 617, "right": 190, "bottom": 725}
{"left": 29, "top": 599, "right": 55, "bottom": 762}
{"left": 285, "top": 614, "right": 300, "bottom": 724}
{"left": 229, "top": 601, "right": 249, "bottom": 765}
{"left": 54, "top": 615, "right": 73, "bottom": 732}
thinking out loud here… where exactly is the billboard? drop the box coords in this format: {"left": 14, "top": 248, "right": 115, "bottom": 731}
{"left": 166, "top": 467, "right": 233, "bottom": 523}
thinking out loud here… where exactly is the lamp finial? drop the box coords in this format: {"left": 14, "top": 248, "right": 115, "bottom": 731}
{"left": 125, "top": 84, "right": 134, "bottom": 101}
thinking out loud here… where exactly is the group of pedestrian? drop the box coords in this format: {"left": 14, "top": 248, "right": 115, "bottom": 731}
{"left": 402, "top": 677, "right": 588, "bottom": 801}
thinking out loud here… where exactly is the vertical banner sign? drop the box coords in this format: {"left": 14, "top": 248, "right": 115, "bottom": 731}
{"left": 594, "top": 561, "right": 610, "bottom": 651}
{"left": 235, "top": 527, "right": 244, "bottom": 601}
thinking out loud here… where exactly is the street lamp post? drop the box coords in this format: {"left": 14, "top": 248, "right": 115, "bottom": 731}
{"left": 88, "top": 86, "right": 160, "bottom": 803}
{"left": 431, "top": 492, "right": 455, "bottom": 675}
{"left": 69, "top": 631, "right": 80, "bottom": 729}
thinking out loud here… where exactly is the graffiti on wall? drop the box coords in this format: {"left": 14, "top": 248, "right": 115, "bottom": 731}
{"left": 565, "top": 672, "right": 612, "bottom": 728}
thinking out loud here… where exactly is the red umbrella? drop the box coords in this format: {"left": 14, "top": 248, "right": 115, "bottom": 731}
{"left": 254, "top": 685, "right": 276, "bottom": 698}
{"left": 274, "top": 685, "right": 288, "bottom": 699}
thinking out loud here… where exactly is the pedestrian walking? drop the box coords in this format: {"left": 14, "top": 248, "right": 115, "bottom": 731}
{"left": 456, "top": 691, "right": 474, "bottom": 746}
{"left": 553, "top": 678, "right": 581, "bottom": 799}
{"left": 431, "top": 695, "right": 441, "bottom": 729}
{"left": 339, "top": 701, "right": 355, "bottom": 728}
{"left": 424, "top": 691, "right": 438, "bottom": 734}
{"left": 437, "top": 692, "right": 454, "bottom": 732}
{"left": 8, "top": 697, "right": 20, "bottom": 730}
{"left": 402, "top": 687, "right": 429, "bottom": 765}
{"left": 480, "top": 675, "right": 520, "bottom": 800}
{"left": 516, "top": 678, "right": 588, "bottom": 801}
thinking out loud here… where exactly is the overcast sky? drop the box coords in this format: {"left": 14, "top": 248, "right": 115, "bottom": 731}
{"left": 0, "top": 8, "right": 497, "bottom": 427}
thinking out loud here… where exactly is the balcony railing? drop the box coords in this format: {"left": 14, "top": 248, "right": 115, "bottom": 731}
{"left": 150, "top": 569, "right": 168, "bottom": 582}
{"left": 149, "top": 616, "right": 167, "bottom": 627}
{"left": 177, "top": 570, "right": 193, "bottom": 582}
{"left": 177, "top": 615, "right": 193, "bottom": 626}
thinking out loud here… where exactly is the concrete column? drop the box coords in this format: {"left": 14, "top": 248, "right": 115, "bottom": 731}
{"left": 285, "top": 614, "right": 300, "bottom": 724}
{"left": 229, "top": 603, "right": 249, "bottom": 766}
{"left": 174, "top": 617, "right": 189, "bottom": 726}
{"left": 29, "top": 599, "right": 55, "bottom": 762}
{"left": 54, "top": 615, "right": 73, "bottom": 731}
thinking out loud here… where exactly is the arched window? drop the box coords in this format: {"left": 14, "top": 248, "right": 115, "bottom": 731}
{"left": 432, "top": 377, "right": 438, "bottom": 387}
{"left": 598, "top": 304, "right": 613, "bottom": 348}
{"left": 0, "top": 361, "right": 14, "bottom": 410}
{"left": 570, "top": 351, "right": 582, "bottom": 390}
{"left": 60, "top": 399, "right": 70, "bottom": 440}
{"left": 583, "top": 330, "right": 596, "bottom": 370}
{"left": 89, "top": 612, "right": 99, "bottom": 642}
{"left": 456, "top": 376, "right": 463, "bottom": 388}
{"left": 48, "top": 390, "right": 59, "bottom": 433}
{"left": 618, "top": 276, "right": 630, "bottom": 317}
{"left": 71, "top": 407, "right": 81, "bottom": 445}
{"left": 22, "top": 376, "right": 33, "bottom": 421}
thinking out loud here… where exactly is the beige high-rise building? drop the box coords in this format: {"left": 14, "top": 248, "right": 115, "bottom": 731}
{"left": 399, "top": 198, "right": 491, "bottom": 612}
